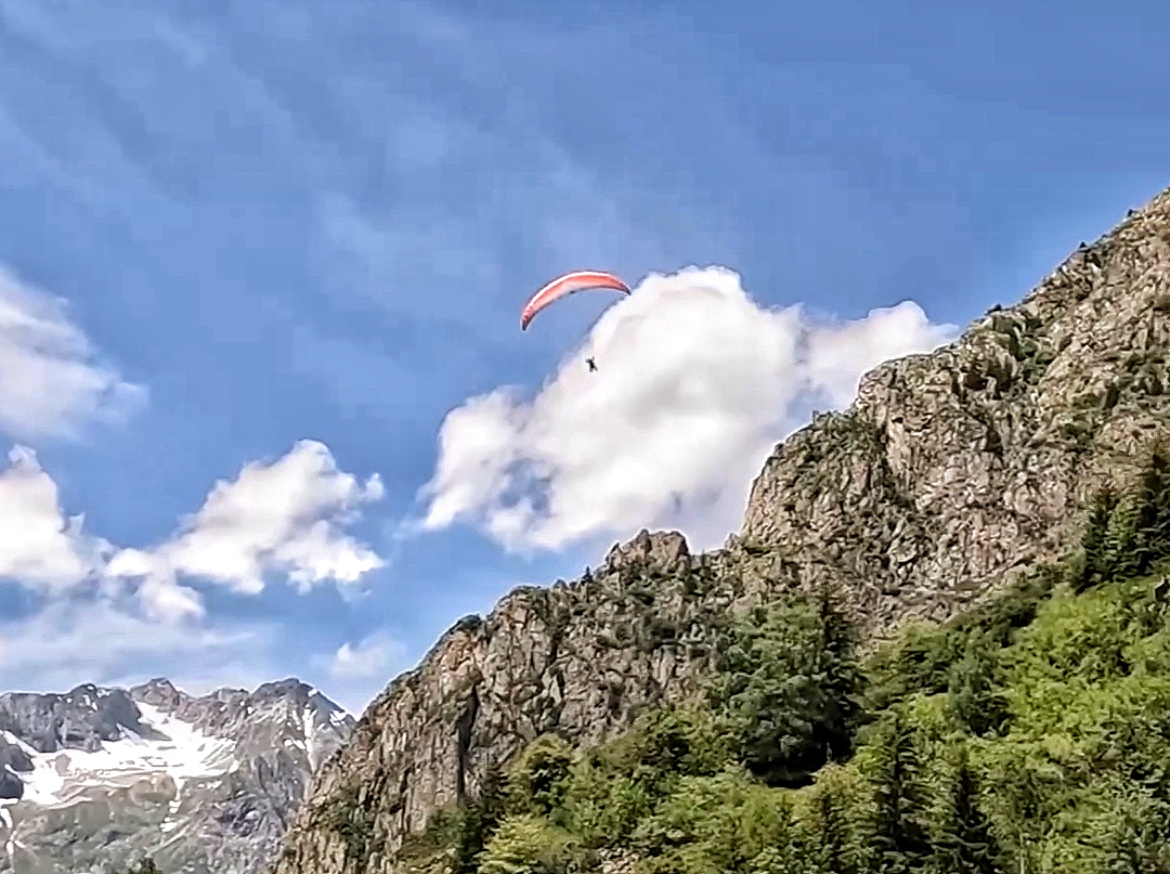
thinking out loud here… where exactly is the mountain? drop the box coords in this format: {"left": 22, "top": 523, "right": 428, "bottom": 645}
{"left": 272, "top": 183, "right": 1170, "bottom": 874}
{"left": 0, "top": 678, "right": 353, "bottom": 874}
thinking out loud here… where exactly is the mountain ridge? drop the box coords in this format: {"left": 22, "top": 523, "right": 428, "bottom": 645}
{"left": 273, "top": 182, "right": 1170, "bottom": 873}
{"left": 0, "top": 677, "right": 353, "bottom": 874}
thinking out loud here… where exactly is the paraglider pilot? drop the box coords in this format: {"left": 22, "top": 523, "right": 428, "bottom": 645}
{"left": 520, "top": 270, "right": 629, "bottom": 379}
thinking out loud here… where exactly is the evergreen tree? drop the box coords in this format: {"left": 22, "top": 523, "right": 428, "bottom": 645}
{"left": 1078, "top": 446, "right": 1170, "bottom": 591}
{"left": 711, "top": 595, "right": 860, "bottom": 787}
{"left": 1079, "top": 487, "right": 1120, "bottom": 590}
{"left": 811, "top": 778, "right": 860, "bottom": 874}
{"left": 929, "top": 749, "right": 1005, "bottom": 874}
{"left": 507, "top": 735, "right": 575, "bottom": 820}
{"left": 868, "top": 712, "right": 933, "bottom": 874}
{"left": 1131, "top": 445, "right": 1170, "bottom": 572}
{"left": 477, "top": 814, "right": 581, "bottom": 874}
{"left": 1103, "top": 494, "right": 1143, "bottom": 581}
{"left": 816, "top": 584, "right": 863, "bottom": 760}
{"left": 451, "top": 769, "right": 510, "bottom": 873}
{"left": 947, "top": 631, "right": 1008, "bottom": 737}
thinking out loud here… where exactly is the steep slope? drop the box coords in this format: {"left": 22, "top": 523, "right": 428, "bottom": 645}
{"left": 274, "top": 184, "right": 1170, "bottom": 874}
{"left": 0, "top": 678, "right": 353, "bottom": 874}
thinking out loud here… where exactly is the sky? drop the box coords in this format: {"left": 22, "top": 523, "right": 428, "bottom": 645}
{"left": 0, "top": 0, "right": 1168, "bottom": 713}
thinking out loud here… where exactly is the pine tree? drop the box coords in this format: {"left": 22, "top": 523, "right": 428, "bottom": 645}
{"left": 947, "top": 631, "right": 1008, "bottom": 737}
{"left": 869, "top": 712, "right": 933, "bottom": 874}
{"left": 816, "top": 584, "right": 862, "bottom": 761}
{"left": 813, "top": 779, "right": 860, "bottom": 874}
{"left": 1132, "top": 445, "right": 1170, "bottom": 571}
{"left": 1078, "top": 446, "right": 1170, "bottom": 590}
{"left": 1079, "top": 487, "right": 1119, "bottom": 590}
{"left": 452, "top": 769, "right": 509, "bottom": 873}
{"left": 711, "top": 595, "right": 861, "bottom": 787}
{"left": 1102, "top": 495, "right": 1143, "bottom": 581}
{"left": 929, "top": 749, "right": 1005, "bottom": 874}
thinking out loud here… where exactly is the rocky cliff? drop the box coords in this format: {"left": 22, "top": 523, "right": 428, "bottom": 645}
{"left": 0, "top": 678, "right": 353, "bottom": 874}
{"left": 273, "top": 185, "right": 1170, "bottom": 874}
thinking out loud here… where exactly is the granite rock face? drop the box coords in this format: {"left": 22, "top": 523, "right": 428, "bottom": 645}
{"left": 735, "top": 197, "right": 1170, "bottom": 633}
{"left": 274, "top": 186, "right": 1170, "bottom": 874}
{"left": 0, "top": 679, "right": 353, "bottom": 874}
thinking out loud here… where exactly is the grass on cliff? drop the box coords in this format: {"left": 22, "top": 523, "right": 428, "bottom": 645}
{"left": 380, "top": 451, "right": 1170, "bottom": 874}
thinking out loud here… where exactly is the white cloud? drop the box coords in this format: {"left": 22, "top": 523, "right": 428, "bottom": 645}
{"left": 0, "top": 439, "right": 386, "bottom": 700}
{"left": 0, "top": 266, "right": 145, "bottom": 441}
{"left": 421, "top": 266, "right": 957, "bottom": 553}
{"left": 309, "top": 629, "right": 408, "bottom": 714}
{"left": 323, "top": 630, "right": 405, "bottom": 681}
{"left": 0, "top": 438, "right": 385, "bottom": 624}
{"left": 107, "top": 440, "right": 386, "bottom": 620}
{"left": 803, "top": 302, "right": 957, "bottom": 406}
{"left": 0, "top": 445, "right": 110, "bottom": 593}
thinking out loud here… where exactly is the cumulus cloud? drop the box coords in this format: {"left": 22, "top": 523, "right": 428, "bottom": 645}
{"left": 0, "top": 439, "right": 384, "bottom": 624}
{"left": 421, "top": 266, "right": 957, "bottom": 553}
{"left": 0, "top": 439, "right": 386, "bottom": 697}
{"left": 324, "top": 630, "right": 405, "bottom": 681}
{"left": 0, "top": 266, "right": 145, "bottom": 440}
{"left": 107, "top": 440, "right": 386, "bottom": 620}
{"left": 0, "top": 445, "right": 111, "bottom": 593}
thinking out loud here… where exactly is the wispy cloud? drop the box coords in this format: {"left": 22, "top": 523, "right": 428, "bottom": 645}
{"left": 0, "top": 266, "right": 144, "bottom": 441}
{"left": 0, "top": 597, "right": 273, "bottom": 695}
{"left": 323, "top": 630, "right": 405, "bottom": 681}
{"left": 306, "top": 628, "right": 408, "bottom": 714}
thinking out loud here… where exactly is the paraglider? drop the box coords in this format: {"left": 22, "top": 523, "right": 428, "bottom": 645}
{"left": 519, "top": 270, "right": 631, "bottom": 331}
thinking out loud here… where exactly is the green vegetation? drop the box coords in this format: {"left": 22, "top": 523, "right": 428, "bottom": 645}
{"left": 319, "top": 779, "right": 385, "bottom": 865}
{"left": 709, "top": 587, "right": 859, "bottom": 787}
{"left": 386, "top": 451, "right": 1170, "bottom": 874}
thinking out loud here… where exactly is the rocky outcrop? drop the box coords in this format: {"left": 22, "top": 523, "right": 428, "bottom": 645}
{"left": 0, "top": 771, "right": 22, "bottom": 802}
{"left": 276, "top": 537, "right": 738, "bottom": 873}
{"left": 0, "top": 735, "right": 32, "bottom": 775}
{"left": 0, "top": 679, "right": 353, "bottom": 874}
{"left": 734, "top": 203, "right": 1170, "bottom": 633}
{"left": 0, "top": 685, "right": 163, "bottom": 755}
{"left": 274, "top": 185, "right": 1170, "bottom": 874}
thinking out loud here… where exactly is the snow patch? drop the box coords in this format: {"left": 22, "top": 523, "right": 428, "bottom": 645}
{"left": 3, "top": 702, "right": 238, "bottom": 810}
{"left": 301, "top": 707, "right": 313, "bottom": 743}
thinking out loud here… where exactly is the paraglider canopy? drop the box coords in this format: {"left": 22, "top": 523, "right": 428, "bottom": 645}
{"left": 520, "top": 270, "right": 631, "bottom": 330}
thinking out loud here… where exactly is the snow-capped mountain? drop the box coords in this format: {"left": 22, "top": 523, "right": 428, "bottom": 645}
{"left": 0, "top": 678, "right": 354, "bottom": 874}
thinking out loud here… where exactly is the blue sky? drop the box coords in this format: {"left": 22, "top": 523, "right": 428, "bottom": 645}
{"left": 0, "top": 0, "right": 1167, "bottom": 712}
